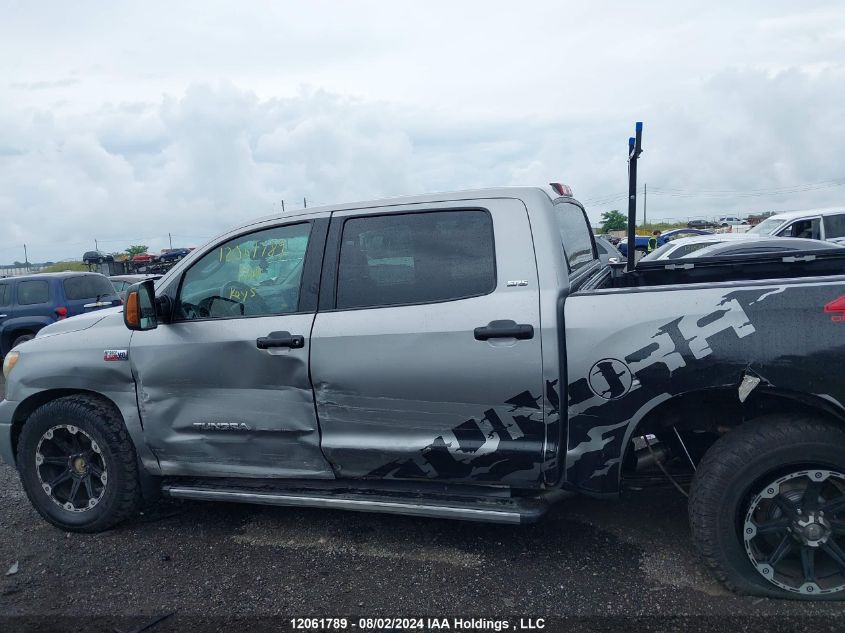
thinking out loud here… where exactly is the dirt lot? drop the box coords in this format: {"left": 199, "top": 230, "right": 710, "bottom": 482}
{"left": 1, "top": 376, "right": 844, "bottom": 632}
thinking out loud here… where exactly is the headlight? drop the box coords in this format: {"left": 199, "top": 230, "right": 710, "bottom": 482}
{"left": 3, "top": 351, "right": 19, "bottom": 378}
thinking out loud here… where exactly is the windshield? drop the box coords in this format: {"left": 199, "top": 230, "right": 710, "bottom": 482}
{"left": 747, "top": 218, "right": 784, "bottom": 235}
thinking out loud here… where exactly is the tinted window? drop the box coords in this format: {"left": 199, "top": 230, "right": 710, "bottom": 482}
{"left": 176, "top": 222, "right": 311, "bottom": 320}
{"left": 778, "top": 218, "right": 820, "bottom": 239}
{"left": 63, "top": 275, "right": 116, "bottom": 300}
{"left": 336, "top": 210, "right": 495, "bottom": 310}
{"left": 825, "top": 214, "right": 845, "bottom": 239}
{"left": 0, "top": 283, "right": 9, "bottom": 306}
{"left": 17, "top": 280, "right": 49, "bottom": 305}
{"left": 554, "top": 203, "right": 596, "bottom": 272}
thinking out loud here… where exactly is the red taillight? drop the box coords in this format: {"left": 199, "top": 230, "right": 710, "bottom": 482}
{"left": 550, "top": 182, "right": 573, "bottom": 196}
{"left": 825, "top": 296, "right": 845, "bottom": 322}
{"left": 55, "top": 307, "right": 68, "bottom": 320}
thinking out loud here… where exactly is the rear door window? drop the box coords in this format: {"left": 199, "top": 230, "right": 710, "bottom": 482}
{"left": 554, "top": 202, "right": 597, "bottom": 272}
{"left": 824, "top": 214, "right": 845, "bottom": 239}
{"left": 0, "top": 283, "right": 9, "bottom": 306}
{"left": 17, "top": 280, "right": 49, "bottom": 305}
{"left": 63, "top": 275, "right": 116, "bottom": 300}
{"left": 336, "top": 209, "right": 496, "bottom": 310}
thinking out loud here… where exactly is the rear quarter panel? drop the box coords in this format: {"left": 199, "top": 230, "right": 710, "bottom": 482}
{"left": 563, "top": 277, "right": 845, "bottom": 494}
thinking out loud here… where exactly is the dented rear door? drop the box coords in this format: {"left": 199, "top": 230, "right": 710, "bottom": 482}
{"left": 310, "top": 199, "right": 546, "bottom": 486}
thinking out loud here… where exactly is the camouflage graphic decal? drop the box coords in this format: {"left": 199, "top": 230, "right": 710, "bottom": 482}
{"left": 565, "top": 282, "right": 845, "bottom": 494}
{"left": 368, "top": 380, "right": 562, "bottom": 484}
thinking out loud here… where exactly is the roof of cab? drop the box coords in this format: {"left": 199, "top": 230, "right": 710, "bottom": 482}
{"left": 762, "top": 207, "right": 845, "bottom": 222}
{"left": 233, "top": 185, "right": 577, "bottom": 233}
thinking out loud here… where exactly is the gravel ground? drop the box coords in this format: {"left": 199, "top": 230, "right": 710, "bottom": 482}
{"left": 1, "top": 376, "right": 844, "bottom": 632}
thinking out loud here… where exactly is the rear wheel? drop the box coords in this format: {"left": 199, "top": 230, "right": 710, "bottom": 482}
{"left": 16, "top": 395, "right": 142, "bottom": 532}
{"left": 689, "top": 415, "right": 845, "bottom": 599}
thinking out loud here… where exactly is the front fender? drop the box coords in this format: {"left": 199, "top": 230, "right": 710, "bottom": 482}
{"left": 3, "top": 313, "right": 160, "bottom": 474}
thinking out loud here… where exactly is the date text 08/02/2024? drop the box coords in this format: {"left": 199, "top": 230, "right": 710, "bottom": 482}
{"left": 289, "top": 617, "right": 545, "bottom": 631}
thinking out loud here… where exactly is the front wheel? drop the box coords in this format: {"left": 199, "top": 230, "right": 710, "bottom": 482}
{"left": 16, "top": 395, "right": 143, "bottom": 532}
{"left": 689, "top": 416, "right": 845, "bottom": 599}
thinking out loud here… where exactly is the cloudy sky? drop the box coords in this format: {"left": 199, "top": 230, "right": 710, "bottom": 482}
{"left": 1, "top": 1, "right": 844, "bottom": 263}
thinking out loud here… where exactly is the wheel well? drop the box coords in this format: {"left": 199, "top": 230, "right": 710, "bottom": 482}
{"left": 9, "top": 389, "right": 121, "bottom": 465}
{"left": 2, "top": 328, "right": 36, "bottom": 351}
{"left": 622, "top": 388, "right": 845, "bottom": 472}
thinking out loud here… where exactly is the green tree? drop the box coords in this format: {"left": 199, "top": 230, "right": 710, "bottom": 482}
{"left": 600, "top": 210, "right": 627, "bottom": 232}
{"left": 125, "top": 245, "right": 149, "bottom": 257}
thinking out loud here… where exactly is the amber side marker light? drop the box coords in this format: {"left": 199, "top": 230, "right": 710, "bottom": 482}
{"left": 3, "top": 351, "right": 19, "bottom": 378}
{"left": 124, "top": 291, "right": 140, "bottom": 329}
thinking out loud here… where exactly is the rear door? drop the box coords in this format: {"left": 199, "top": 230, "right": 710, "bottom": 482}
{"left": 310, "top": 199, "right": 546, "bottom": 486}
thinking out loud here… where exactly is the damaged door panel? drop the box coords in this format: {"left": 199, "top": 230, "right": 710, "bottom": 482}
{"left": 310, "top": 200, "right": 546, "bottom": 486}
{"left": 128, "top": 218, "right": 335, "bottom": 478}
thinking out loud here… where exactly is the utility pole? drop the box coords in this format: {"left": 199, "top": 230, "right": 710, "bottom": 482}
{"left": 643, "top": 183, "right": 648, "bottom": 226}
{"left": 95, "top": 239, "right": 98, "bottom": 251}
{"left": 281, "top": 200, "right": 285, "bottom": 213}
{"left": 23, "top": 244, "right": 29, "bottom": 267}
{"left": 169, "top": 233, "right": 173, "bottom": 249}
{"left": 303, "top": 197, "right": 307, "bottom": 209}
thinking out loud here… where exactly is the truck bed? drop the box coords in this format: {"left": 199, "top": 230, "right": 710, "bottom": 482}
{"left": 601, "top": 250, "right": 845, "bottom": 289}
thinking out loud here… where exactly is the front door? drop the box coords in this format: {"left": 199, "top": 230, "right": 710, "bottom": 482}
{"left": 310, "top": 200, "right": 546, "bottom": 487}
{"left": 128, "top": 217, "right": 335, "bottom": 479}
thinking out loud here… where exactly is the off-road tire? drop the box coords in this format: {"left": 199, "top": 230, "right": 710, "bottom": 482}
{"left": 689, "top": 415, "right": 845, "bottom": 599}
{"left": 12, "top": 333, "right": 34, "bottom": 348}
{"left": 16, "top": 395, "right": 142, "bottom": 532}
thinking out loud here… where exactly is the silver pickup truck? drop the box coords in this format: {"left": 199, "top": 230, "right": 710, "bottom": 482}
{"left": 3, "top": 185, "right": 845, "bottom": 600}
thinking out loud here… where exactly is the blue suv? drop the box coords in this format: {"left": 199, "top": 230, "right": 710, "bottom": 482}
{"left": 0, "top": 272, "right": 121, "bottom": 355}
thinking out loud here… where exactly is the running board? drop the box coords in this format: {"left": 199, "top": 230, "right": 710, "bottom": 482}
{"left": 162, "top": 484, "right": 561, "bottom": 524}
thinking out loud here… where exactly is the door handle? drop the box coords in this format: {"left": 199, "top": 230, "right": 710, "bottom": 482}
{"left": 256, "top": 331, "right": 305, "bottom": 349}
{"left": 474, "top": 320, "right": 534, "bottom": 341}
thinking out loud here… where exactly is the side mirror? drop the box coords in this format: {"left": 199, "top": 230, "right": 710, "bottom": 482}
{"left": 124, "top": 280, "right": 158, "bottom": 331}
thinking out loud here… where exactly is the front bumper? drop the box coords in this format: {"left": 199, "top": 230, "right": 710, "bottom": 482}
{"left": 0, "top": 399, "right": 18, "bottom": 466}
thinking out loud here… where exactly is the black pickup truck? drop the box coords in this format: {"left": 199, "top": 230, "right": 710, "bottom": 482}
{"left": 2, "top": 183, "right": 845, "bottom": 600}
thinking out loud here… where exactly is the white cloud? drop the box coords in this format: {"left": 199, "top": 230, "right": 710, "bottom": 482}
{"left": 0, "top": 1, "right": 844, "bottom": 263}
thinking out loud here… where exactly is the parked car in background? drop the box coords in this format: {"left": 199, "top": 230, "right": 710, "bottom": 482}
{"left": 660, "top": 228, "right": 714, "bottom": 242}
{"left": 159, "top": 248, "right": 192, "bottom": 263}
{"left": 594, "top": 235, "right": 623, "bottom": 265}
{"left": 0, "top": 272, "right": 121, "bottom": 355}
{"left": 686, "top": 237, "right": 845, "bottom": 259}
{"left": 747, "top": 207, "right": 845, "bottom": 242}
{"left": 131, "top": 253, "right": 155, "bottom": 263}
{"left": 717, "top": 216, "right": 745, "bottom": 226}
{"left": 687, "top": 219, "right": 717, "bottom": 229}
{"left": 109, "top": 274, "right": 162, "bottom": 301}
{"left": 640, "top": 234, "right": 754, "bottom": 261}
{"left": 82, "top": 251, "right": 114, "bottom": 265}
{"left": 617, "top": 234, "right": 667, "bottom": 257}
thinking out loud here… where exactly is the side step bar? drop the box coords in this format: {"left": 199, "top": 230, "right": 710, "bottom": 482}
{"left": 163, "top": 484, "right": 563, "bottom": 524}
